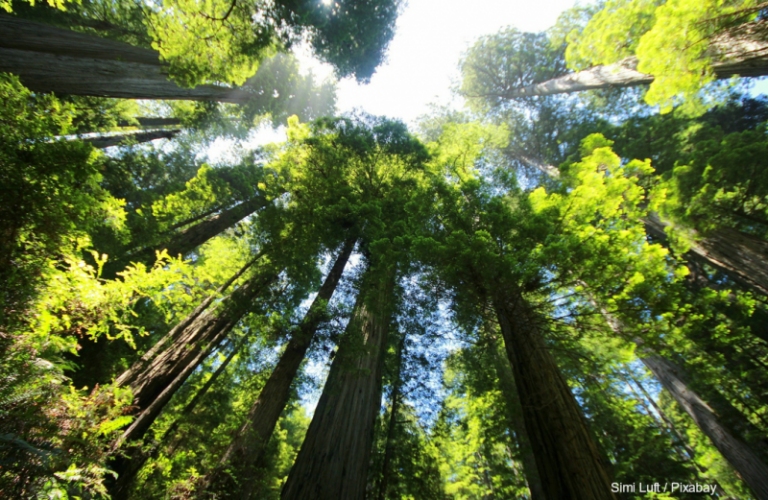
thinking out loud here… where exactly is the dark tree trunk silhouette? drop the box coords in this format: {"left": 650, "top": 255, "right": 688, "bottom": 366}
{"left": 280, "top": 264, "right": 397, "bottom": 500}
{"left": 113, "top": 266, "right": 278, "bottom": 449}
{"left": 83, "top": 129, "right": 181, "bottom": 149}
{"left": 200, "top": 236, "right": 356, "bottom": 500}
{"left": 493, "top": 295, "right": 616, "bottom": 500}
{"left": 598, "top": 306, "right": 768, "bottom": 499}
{"left": 377, "top": 333, "right": 406, "bottom": 500}
{"left": 108, "top": 335, "right": 248, "bottom": 500}
{"left": 0, "top": 14, "right": 256, "bottom": 102}
{"left": 491, "top": 338, "right": 547, "bottom": 500}
{"left": 103, "top": 195, "right": 271, "bottom": 278}
{"left": 641, "top": 355, "right": 768, "bottom": 500}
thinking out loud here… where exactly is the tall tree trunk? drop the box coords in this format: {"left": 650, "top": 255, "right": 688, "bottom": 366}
{"left": 200, "top": 236, "right": 356, "bottom": 500}
{"left": 595, "top": 301, "right": 768, "bottom": 497}
{"left": 626, "top": 373, "right": 708, "bottom": 475}
{"left": 641, "top": 355, "right": 768, "bottom": 500}
{"left": 491, "top": 339, "right": 547, "bottom": 500}
{"left": 83, "top": 128, "right": 181, "bottom": 149}
{"left": 0, "top": 14, "right": 255, "bottom": 102}
{"left": 112, "top": 267, "right": 278, "bottom": 449}
{"left": 280, "top": 263, "right": 397, "bottom": 500}
{"left": 492, "top": 294, "right": 616, "bottom": 500}
{"left": 115, "top": 255, "right": 260, "bottom": 390}
{"left": 109, "top": 335, "right": 248, "bottom": 500}
{"left": 377, "top": 333, "right": 406, "bottom": 500}
{"left": 499, "top": 19, "right": 768, "bottom": 99}
{"left": 118, "top": 117, "right": 184, "bottom": 129}
{"left": 643, "top": 213, "right": 768, "bottom": 298}
{"left": 103, "top": 195, "right": 271, "bottom": 278}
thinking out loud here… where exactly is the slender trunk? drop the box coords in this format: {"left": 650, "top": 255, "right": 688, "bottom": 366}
{"left": 103, "top": 195, "right": 271, "bottom": 278}
{"left": 641, "top": 355, "right": 768, "bottom": 500}
{"left": 596, "top": 303, "right": 768, "bottom": 497}
{"left": 280, "top": 263, "right": 397, "bottom": 500}
{"left": 644, "top": 213, "right": 768, "bottom": 298}
{"left": 83, "top": 129, "right": 181, "bottom": 149}
{"left": 115, "top": 255, "right": 260, "bottom": 390}
{"left": 167, "top": 206, "right": 225, "bottom": 231}
{"left": 200, "top": 236, "right": 356, "bottom": 500}
{"left": 108, "top": 335, "right": 247, "bottom": 500}
{"left": 377, "top": 334, "right": 406, "bottom": 500}
{"left": 0, "top": 14, "right": 254, "bottom": 102}
{"left": 500, "top": 19, "right": 768, "bottom": 99}
{"left": 118, "top": 117, "right": 184, "bottom": 128}
{"left": 492, "top": 295, "right": 616, "bottom": 500}
{"left": 626, "top": 373, "right": 705, "bottom": 472}
{"left": 491, "top": 341, "right": 547, "bottom": 500}
{"left": 120, "top": 270, "right": 276, "bottom": 420}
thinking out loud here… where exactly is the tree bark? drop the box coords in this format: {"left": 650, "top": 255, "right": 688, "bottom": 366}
{"left": 280, "top": 263, "right": 397, "bottom": 500}
{"left": 200, "top": 236, "right": 356, "bottom": 500}
{"left": 118, "top": 117, "right": 184, "bottom": 128}
{"left": 113, "top": 267, "right": 278, "bottom": 449}
{"left": 491, "top": 341, "right": 547, "bottom": 500}
{"left": 108, "top": 335, "right": 248, "bottom": 500}
{"left": 83, "top": 129, "right": 181, "bottom": 149}
{"left": 641, "top": 355, "right": 768, "bottom": 500}
{"left": 103, "top": 195, "right": 271, "bottom": 278}
{"left": 500, "top": 19, "right": 768, "bottom": 99}
{"left": 115, "top": 255, "right": 260, "bottom": 390}
{"left": 0, "top": 14, "right": 255, "bottom": 103}
{"left": 493, "top": 295, "right": 616, "bottom": 500}
{"left": 643, "top": 213, "right": 768, "bottom": 298}
{"left": 377, "top": 333, "right": 405, "bottom": 500}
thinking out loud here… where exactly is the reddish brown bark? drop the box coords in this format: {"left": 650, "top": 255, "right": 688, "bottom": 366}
{"left": 108, "top": 335, "right": 247, "bottom": 500}
{"left": 0, "top": 14, "right": 255, "bottom": 102}
{"left": 113, "top": 267, "right": 277, "bottom": 448}
{"left": 200, "top": 236, "right": 356, "bottom": 500}
{"left": 280, "top": 264, "right": 397, "bottom": 500}
{"left": 493, "top": 295, "right": 616, "bottom": 500}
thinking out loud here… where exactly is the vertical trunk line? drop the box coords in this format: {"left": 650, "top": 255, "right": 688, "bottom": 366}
{"left": 199, "top": 236, "right": 357, "bottom": 500}
{"left": 280, "top": 262, "right": 397, "bottom": 500}
{"left": 493, "top": 295, "right": 616, "bottom": 500}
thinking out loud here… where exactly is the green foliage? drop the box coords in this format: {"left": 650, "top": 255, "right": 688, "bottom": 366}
{"left": 459, "top": 29, "right": 568, "bottom": 114}
{"left": 564, "top": 0, "right": 763, "bottom": 112}
{"left": 0, "top": 73, "right": 125, "bottom": 327}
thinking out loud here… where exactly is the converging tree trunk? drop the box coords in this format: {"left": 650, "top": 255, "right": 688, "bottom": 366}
{"left": 499, "top": 19, "right": 768, "bottom": 99}
{"left": 103, "top": 195, "right": 272, "bottom": 278}
{"left": 493, "top": 295, "right": 616, "bottom": 500}
{"left": 113, "top": 266, "right": 278, "bottom": 448}
{"left": 491, "top": 337, "right": 547, "bottom": 500}
{"left": 641, "top": 355, "right": 768, "bottom": 500}
{"left": 83, "top": 129, "right": 181, "bottom": 149}
{"left": 643, "top": 213, "right": 768, "bottom": 298}
{"left": 377, "top": 333, "right": 406, "bottom": 500}
{"left": 598, "top": 307, "right": 768, "bottom": 499}
{"left": 201, "top": 236, "right": 356, "bottom": 500}
{"left": 109, "top": 334, "right": 248, "bottom": 500}
{"left": 280, "top": 263, "right": 397, "bottom": 500}
{"left": 0, "top": 14, "right": 256, "bottom": 102}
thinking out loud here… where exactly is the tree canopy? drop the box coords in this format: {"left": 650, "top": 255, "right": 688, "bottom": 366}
{"left": 4, "top": 1, "right": 768, "bottom": 499}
